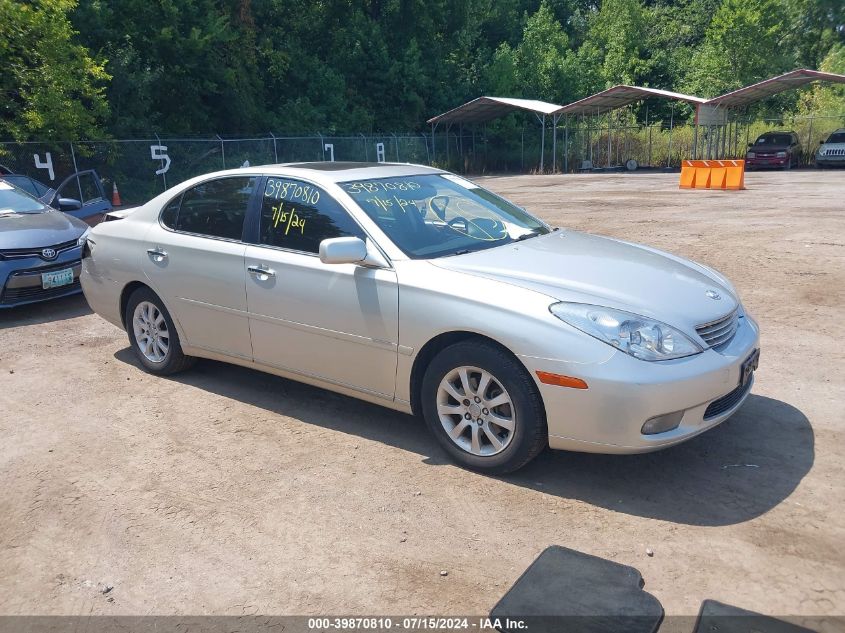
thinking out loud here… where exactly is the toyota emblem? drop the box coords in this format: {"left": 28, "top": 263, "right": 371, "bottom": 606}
{"left": 41, "top": 248, "right": 57, "bottom": 260}
{"left": 705, "top": 289, "right": 722, "bottom": 300}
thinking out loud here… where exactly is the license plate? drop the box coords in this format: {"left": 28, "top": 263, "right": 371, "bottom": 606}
{"left": 740, "top": 349, "right": 760, "bottom": 387}
{"left": 41, "top": 268, "right": 74, "bottom": 289}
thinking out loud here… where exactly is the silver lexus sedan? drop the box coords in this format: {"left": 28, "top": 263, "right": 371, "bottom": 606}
{"left": 81, "top": 163, "right": 760, "bottom": 473}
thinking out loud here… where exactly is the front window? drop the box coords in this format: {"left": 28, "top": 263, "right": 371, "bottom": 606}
{"left": 340, "top": 174, "right": 550, "bottom": 259}
{"left": 0, "top": 181, "right": 49, "bottom": 215}
{"left": 825, "top": 132, "right": 845, "bottom": 144}
{"left": 755, "top": 134, "right": 792, "bottom": 146}
{"left": 259, "top": 177, "right": 364, "bottom": 253}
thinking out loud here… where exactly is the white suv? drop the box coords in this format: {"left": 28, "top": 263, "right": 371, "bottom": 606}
{"left": 816, "top": 129, "right": 845, "bottom": 168}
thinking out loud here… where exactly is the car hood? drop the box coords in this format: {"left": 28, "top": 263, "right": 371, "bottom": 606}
{"left": 820, "top": 142, "right": 845, "bottom": 151}
{"left": 430, "top": 230, "right": 739, "bottom": 332}
{"left": 0, "top": 210, "right": 87, "bottom": 250}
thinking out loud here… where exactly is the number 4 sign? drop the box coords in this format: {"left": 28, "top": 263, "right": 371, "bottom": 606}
{"left": 33, "top": 152, "right": 55, "bottom": 181}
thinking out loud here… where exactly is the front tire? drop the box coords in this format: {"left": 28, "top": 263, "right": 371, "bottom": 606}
{"left": 124, "top": 287, "right": 195, "bottom": 375}
{"left": 421, "top": 340, "right": 547, "bottom": 474}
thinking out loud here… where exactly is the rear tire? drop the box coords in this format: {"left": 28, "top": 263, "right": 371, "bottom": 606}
{"left": 421, "top": 340, "right": 547, "bottom": 474}
{"left": 124, "top": 286, "right": 195, "bottom": 375}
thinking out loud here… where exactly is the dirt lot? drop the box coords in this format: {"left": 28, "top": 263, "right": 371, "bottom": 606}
{"left": 1, "top": 170, "right": 843, "bottom": 627}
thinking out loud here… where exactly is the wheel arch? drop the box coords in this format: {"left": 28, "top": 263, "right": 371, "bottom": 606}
{"left": 409, "top": 330, "right": 542, "bottom": 417}
{"left": 119, "top": 281, "right": 151, "bottom": 329}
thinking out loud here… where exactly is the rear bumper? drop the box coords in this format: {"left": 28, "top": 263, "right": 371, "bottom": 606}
{"left": 0, "top": 252, "right": 83, "bottom": 308}
{"left": 519, "top": 314, "right": 760, "bottom": 454}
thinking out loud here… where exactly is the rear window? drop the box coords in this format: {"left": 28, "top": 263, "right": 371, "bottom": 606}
{"left": 0, "top": 182, "right": 48, "bottom": 215}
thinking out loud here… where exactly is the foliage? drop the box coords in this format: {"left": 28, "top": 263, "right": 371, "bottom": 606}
{"left": 0, "top": 0, "right": 843, "bottom": 140}
{"left": 0, "top": 0, "right": 109, "bottom": 141}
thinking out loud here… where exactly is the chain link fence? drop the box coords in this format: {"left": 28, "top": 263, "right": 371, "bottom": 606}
{"left": 2, "top": 116, "right": 842, "bottom": 205}
{"left": 0, "top": 134, "right": 432, "bottom": 206}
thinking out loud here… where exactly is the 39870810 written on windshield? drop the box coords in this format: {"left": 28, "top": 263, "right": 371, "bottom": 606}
{"left": 339, "top": 174, "right": 551, "bottom": 259}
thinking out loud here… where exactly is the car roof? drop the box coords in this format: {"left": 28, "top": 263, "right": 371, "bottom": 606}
{"left": 270, "top": 161, "right": 445, "bottom": 183}
{"left": 758, "top": 131, "right": 796, "bottom": 135}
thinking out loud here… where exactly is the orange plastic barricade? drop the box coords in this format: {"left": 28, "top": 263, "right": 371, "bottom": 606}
{"left": 679, "top": 160, "right": 745, "bottom": 191}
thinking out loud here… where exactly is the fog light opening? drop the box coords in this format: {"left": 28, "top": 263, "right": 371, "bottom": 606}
{"left": 641, "top": 411, "right": 684, "bottom": 435}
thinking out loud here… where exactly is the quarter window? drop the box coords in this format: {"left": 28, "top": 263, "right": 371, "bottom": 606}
{"left": 259, "top": 177, "right": 364, "bottom": 253}
{"left": 173, "top": 177, "right": 256, "bottom": 240}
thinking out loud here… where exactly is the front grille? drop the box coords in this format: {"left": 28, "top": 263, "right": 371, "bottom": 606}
{"left": 1, "top": 280, "right": 81, "bottom": 304}
{"left": 0, "top": 238, "right": 79, "bottom": 261}
{"left": 823, "top": 148, "right": 845, "bottom": 156}
{"left": 696, "top": 309, "right": 739, "bottom": 349}
{"left": 704, "top": 379, "right": 752, "bottom": 419}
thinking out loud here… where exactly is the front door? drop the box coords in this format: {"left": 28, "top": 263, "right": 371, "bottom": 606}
{"left": 142, "top": 176, "right": 257, "bottom": 360}
{"left": 245, "top": 176, "right": 399, "bottom": 399}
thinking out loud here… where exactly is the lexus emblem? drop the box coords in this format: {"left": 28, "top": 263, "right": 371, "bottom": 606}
{"left": 41, "top": 248, "right": 57, "bottom": 260}
{"left": 706, "top": 289, "right": 722, "bottom": 300}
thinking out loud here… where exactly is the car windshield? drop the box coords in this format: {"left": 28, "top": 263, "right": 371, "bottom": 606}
{"left": 0, "top": 182, "right": 48, "bottom": 216}
{"left": 826, "top": 132, "right": 845, "bottom": 143}
{"left": 756, "top": 134, "right": 792, "bottom": 146}
{"left": 340, "top": 174, "right": 551, "bottom": 259}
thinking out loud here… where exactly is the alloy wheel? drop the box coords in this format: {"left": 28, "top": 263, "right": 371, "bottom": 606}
{"left": 132, "top": 301, "right": 170, "bottom": 363}
{"left": 436, "top": 365, "right": 516, "bottom": 456}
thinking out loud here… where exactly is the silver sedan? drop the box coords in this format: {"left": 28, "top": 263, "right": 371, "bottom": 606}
{"left": 81, "top": 163, "right": 760, "bottom": 473}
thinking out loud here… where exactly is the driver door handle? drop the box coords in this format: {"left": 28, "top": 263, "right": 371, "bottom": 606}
{"left": 247, "top": 265, "right": 276, "bottom": 280}
{"left": 146, "top": 248, "right": 168, "bottom": 262}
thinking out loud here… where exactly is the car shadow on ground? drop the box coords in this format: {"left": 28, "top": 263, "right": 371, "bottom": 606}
{"left": 114, "top": 350, "right": 814, "bottom": 528}
{"left": 0, "top": 293, "right": 92, "bottom": 329}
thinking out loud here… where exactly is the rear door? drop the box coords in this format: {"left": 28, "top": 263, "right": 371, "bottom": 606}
{"left": 244, "top": 176, "right": 399, "bottom": 398}
{"left": 141, "top": 175, "right": 258, "bottom": 361}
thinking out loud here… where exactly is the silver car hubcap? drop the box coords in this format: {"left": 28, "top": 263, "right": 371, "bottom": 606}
{"left": 133, "top": 301, "right": 169, "bottom": 363}
{"left": 437, "top": 366, "right": 515, "bottom": 456}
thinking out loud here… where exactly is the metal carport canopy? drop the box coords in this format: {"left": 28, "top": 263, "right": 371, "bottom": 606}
{"left": 705, "top": 68, "right": 845, "bottom": 108}
{"left": 553, "top": 85, "right": 706, "bottom": 116}
{"left": 427, "top": 97, "right": 564, "bottom": 172}
{"left": 426, "top": 96, "right": 563, "bottom": 125}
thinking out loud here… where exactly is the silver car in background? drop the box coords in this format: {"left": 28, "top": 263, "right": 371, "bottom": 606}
{"left": 81, "top": 163, "right": 760, "bottom": 473}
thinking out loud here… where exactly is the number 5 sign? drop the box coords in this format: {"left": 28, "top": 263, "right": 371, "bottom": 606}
{"left": 150, "top": 145, "right": 171, "bottom": 175}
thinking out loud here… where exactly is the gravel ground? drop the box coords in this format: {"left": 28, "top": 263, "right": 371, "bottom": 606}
{"left": 0, "top": 170, "right": 843, "bottom": 629}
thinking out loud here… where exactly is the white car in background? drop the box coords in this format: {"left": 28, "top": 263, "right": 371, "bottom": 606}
{"left": 81, "top": 163, "right": 759, "bottom": 473}
{"left": 816, "top": 128, "right": 845, "bottom": 168}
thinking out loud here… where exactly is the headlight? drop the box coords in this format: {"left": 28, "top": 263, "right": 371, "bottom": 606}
{"left": 77, "top": 227, "right": 91, "bottom": 247}
{"left": 747, "top": 152, "right": 756, "bottom": 158}
{"left": 550, "top": 302, "right": 702, "bottom": 361}
{"left": 776, "top": 151, "right": 787, "bottom": 158}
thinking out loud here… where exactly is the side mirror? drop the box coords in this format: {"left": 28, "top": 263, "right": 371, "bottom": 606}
{"left": 58, "top": 198, "right": 82, "bottom": 211}
{"left": 319, "top": 237, "right": 367, "bottom": 265}
{"left": 747, "top": 143, "right": 754, "bottom": 148}
{"left": 820, "top": 139, "right": 825, "bottom": 145}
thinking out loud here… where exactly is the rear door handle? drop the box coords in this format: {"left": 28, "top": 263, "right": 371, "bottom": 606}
{"left": 146, "top": 248, "right": 168, "bottom": 262}
{"left": 247, "top": 265, "right": 276, "bottom": 281}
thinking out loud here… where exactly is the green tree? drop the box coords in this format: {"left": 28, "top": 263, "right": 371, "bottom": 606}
{"left": 0, "top": 0, "right": 109, "bottom": 140}
{"left": 684, "top": 0, "right": 790, "bottom": 98}
{"left": 589, "top": 0, "right": 649, "bottom": 86}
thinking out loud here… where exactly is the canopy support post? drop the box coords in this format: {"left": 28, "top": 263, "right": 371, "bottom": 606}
{"left": 564, "top": 116, "right": 569, "bottom": 173}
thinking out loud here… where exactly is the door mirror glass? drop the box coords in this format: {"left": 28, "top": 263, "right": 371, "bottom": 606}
{"left": 319, "top": 237, "right": 367, "bottom": 265}
{"left": 58, "top": 197, "right": 83, "bottom": 211}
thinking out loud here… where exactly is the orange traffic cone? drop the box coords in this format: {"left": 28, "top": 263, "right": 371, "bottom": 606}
{"left": 111, "top": 182, "right": 122, "bottom": 207}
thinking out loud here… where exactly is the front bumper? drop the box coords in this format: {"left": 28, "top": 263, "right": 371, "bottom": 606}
{"left": 747, "top": 157, "right": 788, "bottom": 168}
{"left": 816, "top": 155, "right": 845, "bottom": 166}
{"left": 0, "top": 251, "right": 83, "bottom": 308}
{"left": 519, "top": 314, "right": 760, "bottom": 453}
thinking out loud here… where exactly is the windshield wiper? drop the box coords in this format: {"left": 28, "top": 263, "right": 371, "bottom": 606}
{"left": 513, "top": 229, "right": 545, "bottom": 242}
